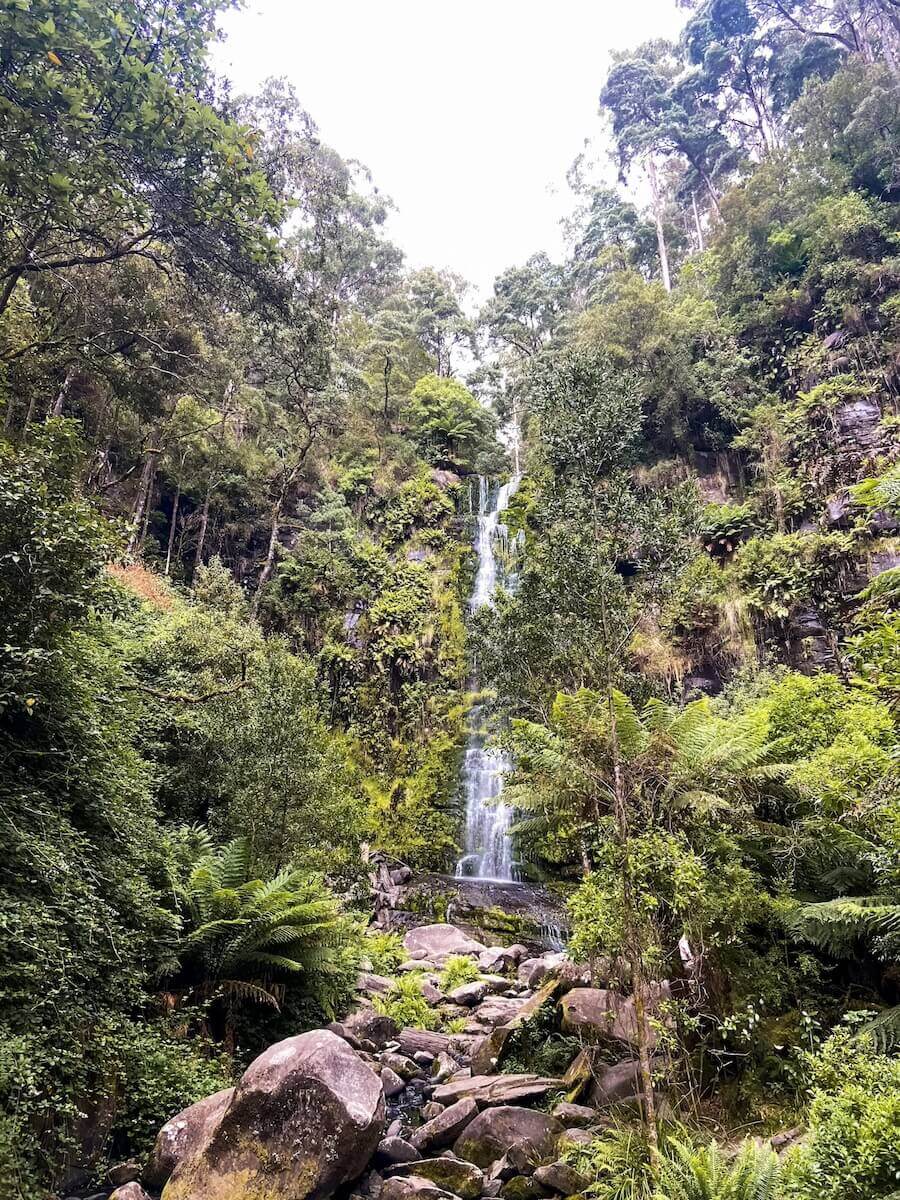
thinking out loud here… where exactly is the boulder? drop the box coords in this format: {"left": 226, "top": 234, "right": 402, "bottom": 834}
{"left": 382, "top": 1067, "right": 407, "bottom": 1098}
{"left": 377, "top": 1137, "right": 422, "bottom": 1165}
{"left": 421, "top": 1101, "right": 444, "bottom": 1121}
{"left": 144, "top": 1087, "right": 234, "bottom": 1189}
{"left": 454, "top": 1107, "right": 562, "bottom": 1170}
{"left": 534, "top": 1161, "right": 589, "bottom": 1193}
{"left": 109, "top": 1186, "right": 153, "bottom": 1200}
{"left": 108, "top": 1162, "right": 141, "bottom": 1186}
{"left": 381, "top": 1176, "right": 456, "bottom": 1200}
{"left": 433, "top": 1074, "right": 561, "bottom": 1108}
{"left": 470, "top": 978, "right": 562, "bottom": 1075}
{"left": 389, "top": 1158, "right": 484, "bottom": 1199}
{"left": 410, "top": 1098, "right": 479, "bottom": 1152}
{"left": 404, "top": 924, "right": 486, "bottom": 961}
{"left": 478, "top": 947, "right": 518, "bottom": 974}
{"left": 560, "top": 985, "right": 672, "bottom": 1048}
{"left": 551, "top": 1101, "right": 597, "bottom": 1128}
{"left": 449, "top": 982, "right": 488, "bottom": 1007}
{"left": 590, "top": 1057, "right": 663, "bottom": 1106}
{"left": 162, "top": 1030, "right": 384, "bottom": 1200}
{"left": 383, "top": 1051, "right": 419, "bottom": 1079}
{"left": 433, "top": 1051, "right": 460, "bottom": 1082}
{"left": 398, "top": 1029, "right": 454, "bottom": 1059}
{"left": 345, "top": 1009, "right": 401, "bottom": 1048}
{"left": 501, "top": 1177, "right": 550, "bottom": 1200}
{"left": 470, "top": 997, "right": 526, "bottom": 1029}
{"left": 358, "top": 971, "right": 396, "bottom": 998}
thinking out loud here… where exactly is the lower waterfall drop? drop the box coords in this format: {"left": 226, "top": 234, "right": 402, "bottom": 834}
{"left": 456, "top": 474, "right": 520, "bottom": 882}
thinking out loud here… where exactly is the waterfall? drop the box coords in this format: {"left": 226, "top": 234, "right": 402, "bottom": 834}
{"left": 456, "top": 474, "right": 520, "bottom": 881}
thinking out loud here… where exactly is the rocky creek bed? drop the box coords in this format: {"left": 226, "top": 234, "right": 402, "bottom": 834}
{"left": 83, "top": 918, "right": 682, "bottom": 1200}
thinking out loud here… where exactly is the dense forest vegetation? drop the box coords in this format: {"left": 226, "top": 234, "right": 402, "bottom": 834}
{"left": 1, "top": 0, "right": 899, "bottom": 1197}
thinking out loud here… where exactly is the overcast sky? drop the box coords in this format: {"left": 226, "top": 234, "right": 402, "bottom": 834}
{"left": 213, "top": 0, "right": 685, "bottom": 297}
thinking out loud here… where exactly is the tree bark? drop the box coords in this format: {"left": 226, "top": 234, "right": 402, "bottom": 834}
{"left": 164, "top": 482, "right": 181, "bottom": 576}
{"left": 194, "top": 485, "right": 211, "bottom": 571}
{"left": 648, "top": 160, "right": 672, "bottom": 293}
{"left": 126, "top": 455, "right": 155, "bottom": 558}
{"left": 692, "top": 192, "right": 705, "bottom": 253}
{"left": 251, "top": 493, "right": 284, "bottom": 617}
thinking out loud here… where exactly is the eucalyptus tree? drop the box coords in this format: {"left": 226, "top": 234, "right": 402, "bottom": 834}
{"left": 0, "top": 0, "right": 285, "bottom": 325}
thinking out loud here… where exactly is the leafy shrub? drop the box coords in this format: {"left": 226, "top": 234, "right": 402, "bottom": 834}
{"left": 730, "top": 532, "right": 855, "bottom": 621}
{"left": 653, "top": 1139, "right": 780, "bottom": 1200}
{"left": 374, "top": 974, "right": 438, "bottom": 1030}
{"left": 783, "top": 1030, "right": 900, "bottom": 1200}
{"left": 440, "top": 955, "right": 480, "bottom": 992}
{"left": 365, "top": 931, "right": 405, "bottom": 975}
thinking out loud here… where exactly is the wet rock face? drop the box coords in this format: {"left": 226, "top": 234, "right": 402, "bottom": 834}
{"left": 162, "top": 1030, "right": 384, "bottom": 1200}
{"left": 144, "top": 1087, "right": 234, "bottom": 1189}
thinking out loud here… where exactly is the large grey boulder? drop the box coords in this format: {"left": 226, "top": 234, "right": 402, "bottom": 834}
{"left": 344, "top": 1008, "right": 401, "bottom": 1047}
{"left": 534, "top": 1161, "right": 589, "bottom": 1193}
{"left": 144, "top": 1087, "right": 234, "bottom": 1189}
{"left": 162, "top": 1030, "right": 384, "bottom": 1200}
{"left": 389, "top": 1157, "right": 485, "bottom": 1199}
{"left": 433, "top": 1074, "right": 561, "bottom": 1108}
{"left": 377, "top": 1137, "right": 422, "bottom": 1165}
{"left": 454, "top": 1107, "right": 562, "bottom": 1170}
{"left": 381, "top": 1176, "right": 457, "bottom": 1200}
{"left": 590, "top": 1055, "right": 666, "bottom": 1105}
{"left": 404, "top": 924, "right": 486, "bottom": 961}
{"left": 109, "top": 1186, "right": 153, "bottom": 1200}
{"left": 560, "top": 985, "right": 672, "bottom": 1048}
{"left": 410, "top": 1097, "right": 479, "bottom": 1151}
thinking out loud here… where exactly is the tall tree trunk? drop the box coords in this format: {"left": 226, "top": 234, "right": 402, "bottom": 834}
{"left": 648, "top": 160, "right": 672, "bottom": 293}
{"left": 126, "top": 456, "right": 155, "bottom": 558}
{"left": 251, "top": 493, "right": 284, "bottom": 617}
{"left": 138, "top": 469, "right": 155, "bottom": 551}
{"left": 165, "top": 483, "right": 181, "bottom": 576}
{"left": 194, "top": 486, "right": 211, "bottom": 571}
{"left": 50, "top": 365, "right": 76, "bottom": 417}
{"left": 692, "top": 192, "right": 705, "bottom": 252}
{"left": 607, "top": 687, "right": 661, "bottom": 1168}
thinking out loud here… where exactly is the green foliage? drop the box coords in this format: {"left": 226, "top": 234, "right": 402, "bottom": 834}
{"left": 653, "top": 1139, "right": 781, "bottom": 1200}
{"left": 783, "top": 1030, "right": 900, "bottom": 1200}
{"left": 440, "top": 955, "right": 480, "bottom": 992}
{"left": 170, "top": 837, "right": 360, "bottom": 1035}
{"left": 563, "top": 1124, "right": 664, "bottom": 1200}
{"left": 374, "top": 973, "right": 438, "bottom": 1030}
{"left": 731, "top": 532, "right": 855, "bottom": 622}
{"left": 406, "top": 374, "right": 495, "bottom": 468}
{"left": 364, "top": 931, "right": 405, "bottom": 975}
{"left": 0, "top": 422, "right": 115, "bottom": 709}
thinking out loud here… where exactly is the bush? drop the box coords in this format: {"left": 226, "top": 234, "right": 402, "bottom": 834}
{"left": 653, "top": 1139, "right": 780, "bottom": 1200}
{"left": 365, "top": 931, "right": 405, "bottom": 975}
{"left": 440, "top": 955, "right": 480, "bottom": 992}
{"left": 783, "top": 1030, "right": 900, "bottom": 1200}
{"left": 374, "top": 974, "right": 438, "bottom": 1030}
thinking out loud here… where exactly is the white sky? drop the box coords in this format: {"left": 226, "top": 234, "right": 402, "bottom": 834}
{"left": 213, "top": 0, "right": 685, "bottom": 298}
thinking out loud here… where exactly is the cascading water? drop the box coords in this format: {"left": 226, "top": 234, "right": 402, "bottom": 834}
{"left": 456, "top": 474, "right": 520, "bottom": 881}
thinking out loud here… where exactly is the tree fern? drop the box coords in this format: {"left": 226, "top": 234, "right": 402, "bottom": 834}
{"left": 793, "top": 895, "right": 900, "bottom": 958}
{"left": 168, "top": 837, "right": 358, "bottom": 1042}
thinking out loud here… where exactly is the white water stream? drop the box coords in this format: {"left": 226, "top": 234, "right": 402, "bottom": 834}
{"left": 456, "top": 475, "right": 520, "bottom": 881}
